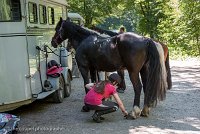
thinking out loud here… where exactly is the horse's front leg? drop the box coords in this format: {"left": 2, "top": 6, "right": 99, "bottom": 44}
{"left": 89, "top": 67, "right": 98, "bottom": 83}
{"left": 117, "top": 69, "right": 126, "bottom": 92}
{"left": 79, "top": 66, "right": 90, "bottom": 94}
{"left": 127, "top": 71, "right": 142, "bottom": 119}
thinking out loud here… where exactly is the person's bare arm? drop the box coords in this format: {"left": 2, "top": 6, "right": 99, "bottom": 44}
{"left": 113, "top": 93, "right": 128, "bottom": 116}
{"left": 85, "top": 83, "right": 95, "bottom": 89}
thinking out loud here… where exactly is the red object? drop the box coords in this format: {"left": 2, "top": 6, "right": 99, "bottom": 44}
{"left": 84, "top": 83, "right": 117, "bottom": 105}
{"left": 47, "top": 66, "right": 63, "bottom": 76}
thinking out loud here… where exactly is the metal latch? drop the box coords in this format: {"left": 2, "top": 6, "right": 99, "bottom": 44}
{"left": 25, "top": 74, "right": 33, "bottom": 78}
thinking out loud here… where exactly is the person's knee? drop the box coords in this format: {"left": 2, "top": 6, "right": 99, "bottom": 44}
{"left": 113, "top": 105, "right": 119, "bottom": 111}
{"left": 114, "top": 102, "right": 119, "bottom": 108}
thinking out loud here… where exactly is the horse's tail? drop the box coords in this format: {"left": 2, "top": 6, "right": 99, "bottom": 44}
{"left": 165, "top": 51, "right": 172, "bottom": 89}
{"left": 145, "top": 39, "right": 168, "bottom": 106}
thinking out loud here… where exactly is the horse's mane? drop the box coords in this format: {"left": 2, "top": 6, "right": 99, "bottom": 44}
{"left": 64, "top": 21, "right": 100, "bottom": 41}
{"left": 76, "top": 25, "right": 99, "bottom": 36}
{"left": 76, "top": 24, "right": 114, "bottom": 42}
{"left": 91, "top": 26, "right": 119, "bottom": 37}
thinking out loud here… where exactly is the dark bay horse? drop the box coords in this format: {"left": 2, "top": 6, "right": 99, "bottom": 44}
{"left": 67, "top": 38, "right": 127, "bottom": 93}
{"left": 67, "top": 38, "right": 101, "bottom": 83}
{"left": 51, "top": 18, "right": 168, "bottom": 118}
{"left": 92, "top": 26, "right": 172, "bottom": 89}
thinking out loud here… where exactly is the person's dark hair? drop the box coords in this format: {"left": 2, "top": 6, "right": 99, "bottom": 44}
{"left": 120, "top": 27, "right": 125, "bottom": 32}
{"left": 108, "top": 73, "right": 122, "bottom": 85}
{"left": 94, "top": 80, "right": 110, "bottom": 94}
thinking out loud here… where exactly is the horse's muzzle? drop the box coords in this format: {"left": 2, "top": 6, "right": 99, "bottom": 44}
{"left": 51, "top": 40, "right": 58, "bottom": 48}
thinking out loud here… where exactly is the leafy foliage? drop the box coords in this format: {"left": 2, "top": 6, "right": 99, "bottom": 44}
{"left": 66, "top": 0, "right": 200, "bottom": 57}
{"left": 67, "top": 0, "right": 123, "bottom": 27}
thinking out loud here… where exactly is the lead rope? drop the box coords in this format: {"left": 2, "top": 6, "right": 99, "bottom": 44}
{"left": 41, "top": 44, "right": 74, "bottom": 57}
{"left": 36, "top": 46, "right": 46, "bottom": 92}
{"left": 44, "top": 45, "right": 48, "bottom": 79}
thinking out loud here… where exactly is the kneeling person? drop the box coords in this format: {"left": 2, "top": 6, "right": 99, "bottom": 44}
{"left": 82, "top": 73, "right": 128, "bottom": 123}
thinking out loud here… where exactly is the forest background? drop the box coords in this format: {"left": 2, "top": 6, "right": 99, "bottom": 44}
{"left": 67, "top": 0, "right": 200, "bottom": 59}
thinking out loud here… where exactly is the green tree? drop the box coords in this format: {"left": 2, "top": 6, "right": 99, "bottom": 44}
{"left": 67, "top": 0, "right": 200, "bottom": 57}
{"left": 97, "top": 10, "right": 138, "bottom": 32}
{"left": 124, "top": 0, "right": 169, "bottom": 38}
{"left": 179, "top": 0, "right": 200, "bottom": 56}
{"left": 67, "top": 0, "right": 123, "bottom": 27}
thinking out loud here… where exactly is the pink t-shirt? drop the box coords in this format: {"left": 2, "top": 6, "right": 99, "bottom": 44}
{"left": 84, "top": 83, "right": 117, "bottom": 105}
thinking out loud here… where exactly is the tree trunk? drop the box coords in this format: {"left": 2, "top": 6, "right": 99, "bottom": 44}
{"left": 196, "top": 35, "right": 200, "bottom": 56}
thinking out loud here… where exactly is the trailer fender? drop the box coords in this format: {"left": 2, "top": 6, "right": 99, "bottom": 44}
{"left": 46, "top": 77, "right": 59, "bottom": 90}
{"left": 61, "top": 67, "right": 72, "bottom": 82}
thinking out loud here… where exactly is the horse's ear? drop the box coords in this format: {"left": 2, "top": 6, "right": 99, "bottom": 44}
{"left": 60, "top": 17, "right": 63, "bottom": 22}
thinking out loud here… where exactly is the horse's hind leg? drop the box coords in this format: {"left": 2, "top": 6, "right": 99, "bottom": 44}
{"left": 165, "top": 52, "right": 172, "bottom": 89}
{"left": 140, "top": 65, "right": 151, "bottom": 117}
{"left": 140, "top": 65, "right": 147, "bottom": 94}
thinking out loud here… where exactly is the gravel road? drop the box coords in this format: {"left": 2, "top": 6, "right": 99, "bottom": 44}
{"left": 10, "top": 59, "right": 200, "bottom": 134}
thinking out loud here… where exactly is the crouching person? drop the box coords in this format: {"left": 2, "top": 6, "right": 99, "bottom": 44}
{"left": 82, "top": 73, "right": 128, "bottom": 123}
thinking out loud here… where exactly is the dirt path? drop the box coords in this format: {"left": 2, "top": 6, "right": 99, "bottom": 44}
{"left": 11, "top": 59, "right": 200, "bottom": 134}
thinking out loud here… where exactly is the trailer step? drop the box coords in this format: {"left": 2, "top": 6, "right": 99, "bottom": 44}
{"left": 36, "top": 90, "right": 55, "bottom": 100}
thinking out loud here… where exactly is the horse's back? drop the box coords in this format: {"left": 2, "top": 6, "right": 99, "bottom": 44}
{"left": 75, "top": 35, "right": 123, "bottom": 71}
{"left": 114, "top": 33, "right": 149, "bottom": 70}
{"left": 117, "top": 33, "right": 147, "bottom": 49}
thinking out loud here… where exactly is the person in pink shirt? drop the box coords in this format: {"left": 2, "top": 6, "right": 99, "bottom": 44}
{"left": 82, "top": 73, "right": 128, "bottom": 123}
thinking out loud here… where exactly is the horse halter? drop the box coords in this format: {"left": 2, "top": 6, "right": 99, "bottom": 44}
{"left": 52, "top": 22, "right": 65, "bottom": 47}
{"left": 57, "top": 31, "right": 64, "bottom": 43}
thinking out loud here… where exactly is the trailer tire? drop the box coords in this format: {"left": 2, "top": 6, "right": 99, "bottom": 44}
{"left": 64, "top": 74, "right": 72, "bottom": 97}
{"left": 52, "top": 76, "right": 65, "bottom": 103}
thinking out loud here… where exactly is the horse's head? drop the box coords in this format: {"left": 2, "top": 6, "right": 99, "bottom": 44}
{"left": 51, "top": 17, "right": 64, "bottom": 48}
{"left": 51, "top": 17, "right": 75, "bottom": 48}
{"left": 52, "top": 18, "right": 98, "bottom": 49}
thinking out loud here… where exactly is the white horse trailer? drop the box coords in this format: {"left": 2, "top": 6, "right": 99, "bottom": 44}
{"left": 68, "top": 12, "right": 84, "bottom": 26}
{"left": 0, "top": 0, "right": 72, "bottom": 112}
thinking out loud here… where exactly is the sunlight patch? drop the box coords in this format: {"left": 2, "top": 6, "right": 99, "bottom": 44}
{"left": 129, "top": 125, "right": 200, "bottom": 134}
{"left": 172, "top": 117, "right": 200, "bottom": 129}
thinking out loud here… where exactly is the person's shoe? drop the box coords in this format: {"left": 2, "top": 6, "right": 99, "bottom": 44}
{"left": 81, "top": 106, "right": 90, "bottom": 112}
{"left": 92, "top": 113, "right": 102, "bottom": 123}
{"left": 100, "top": 116, "right": 105, "bottom": 120}
{"left": 117, "top": 88, "right": 125, "bottom": 93}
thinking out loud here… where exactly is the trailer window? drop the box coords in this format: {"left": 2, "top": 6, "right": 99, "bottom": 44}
{"left": 54, "top": 6, "right": 62, "bottom": 24}
{"left": 48, "top": 7, "right": 55, "bottom": 25}
{"left": 39, "top": 5, "right": 47, "bottom": 24}
{"left": 0, "top": 0, "right": 21, "bottom": 22}
{"left": 29, "top": 2, "right": 38, "bottom": 23}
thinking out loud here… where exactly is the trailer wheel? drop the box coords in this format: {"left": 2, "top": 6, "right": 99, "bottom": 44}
{"left": 64, "top": 74, "right": 72, "bottom": 97}
{"left": 52, "top": 76, "right": 65, "bottom": 103}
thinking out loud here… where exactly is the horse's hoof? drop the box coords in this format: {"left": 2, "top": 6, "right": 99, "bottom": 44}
{"left": 141, "top": 106, "right": 150, "bottom": 117}
{"left": 127, "top": 106, "right": 141, "bottom": 119}
{"left": 125, "top": 113, "right": 135, "bottom": 119}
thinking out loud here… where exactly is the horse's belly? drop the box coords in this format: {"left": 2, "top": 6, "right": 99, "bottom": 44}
{"left": 95, "top": 62, "right": 123, "bottom": 72}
